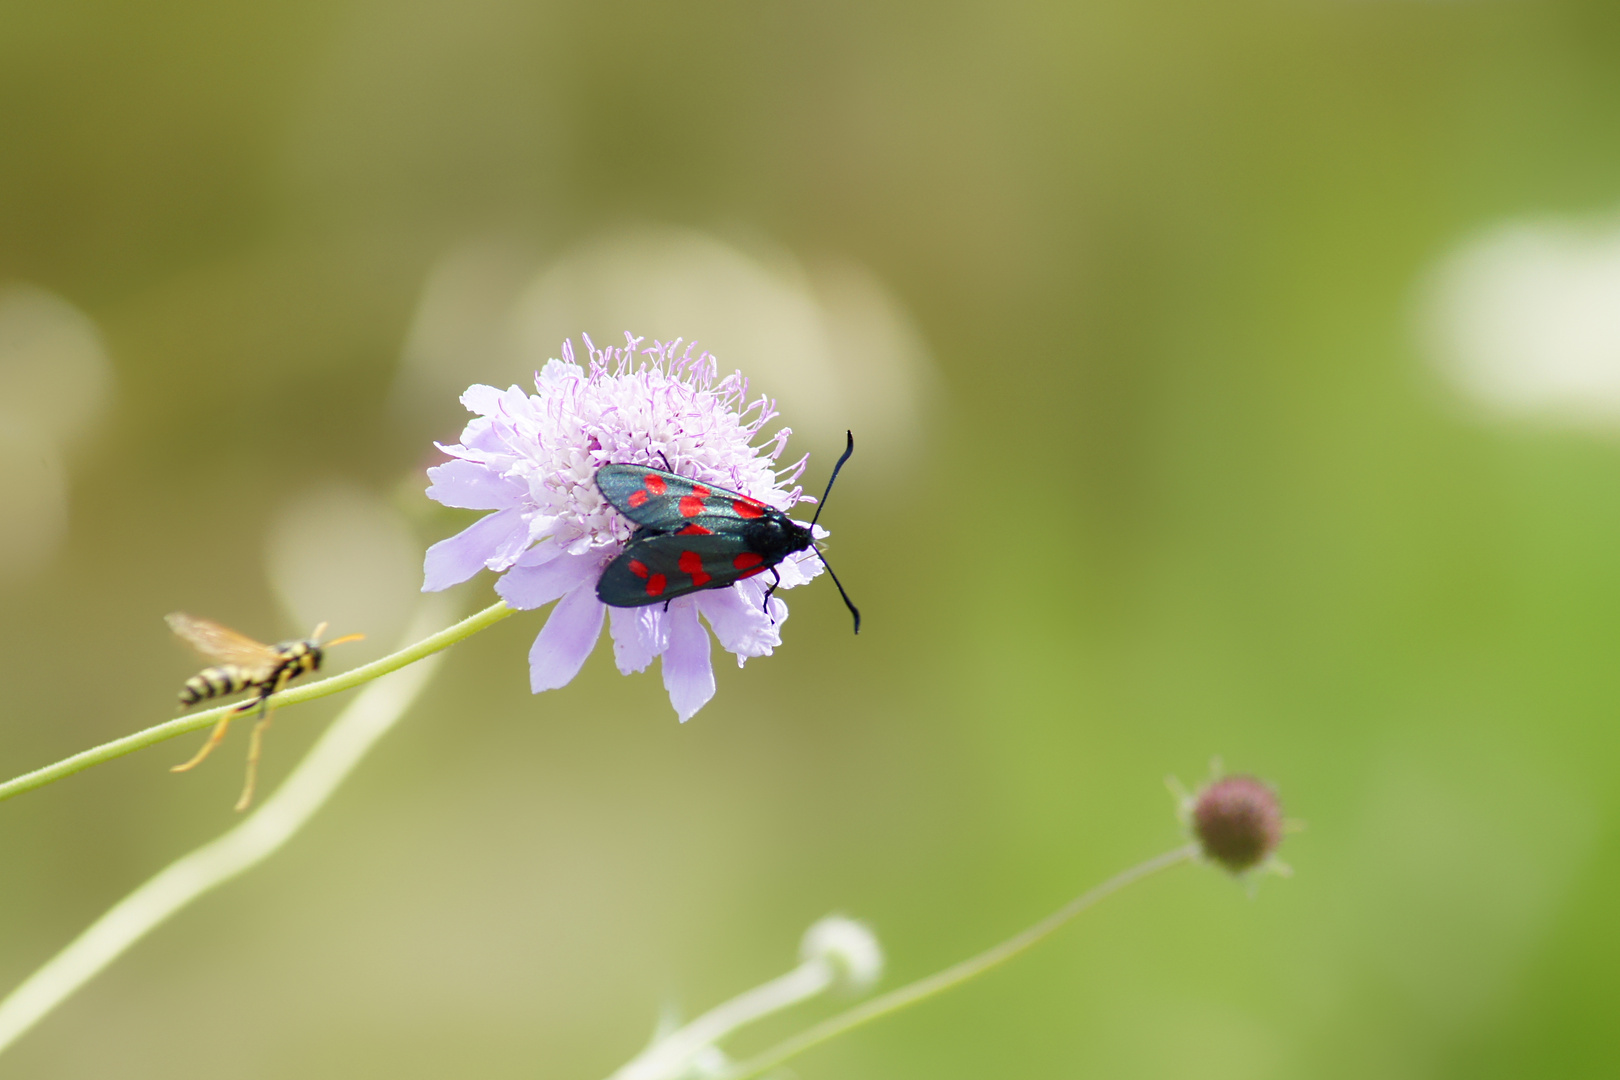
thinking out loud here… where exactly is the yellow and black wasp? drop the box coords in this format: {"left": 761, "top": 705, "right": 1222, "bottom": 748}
{"left": 167, "top": 613, "right": 363, "bottom": 810}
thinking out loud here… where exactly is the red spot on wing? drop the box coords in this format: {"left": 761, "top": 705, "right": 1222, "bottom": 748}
{"left": 678, "top": 495, "right": 705, "bottom": 517}
{"left": 627, "top": 490, "right": 648, "bottom": 509}
{"left": 692, "top": 485, "right": 711, "bottom": 498}
{"left": 645, "top": 573, "right": 667, "bottom": 597}
{"left": 678, "top": 550, "right": 711, "bottom": 588}
{"left": 733, "top": 552, "right": 764, "bottom": 571}
{"left": 644, "top": 475, "right": 667, "bottom": 496}
{"left": 628, "top": 559, "right": 650, "bottom": 579}
{"left": 678, "top": 524, "right": 712, "bottom": 535}
{"left": 739, "top": 567, "right": 767, "bottom": 579}
{"left": 732, "top": 499, "right": 764, "bottom": 519}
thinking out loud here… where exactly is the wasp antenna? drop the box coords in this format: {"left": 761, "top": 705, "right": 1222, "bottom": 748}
{"left": 809, "top": 431, "right": 855, "bottom": 530}
{"left": 814, "top": 546, "right": 861, "bottom": 634}
{"left": 322, "top": 632, "right": 366, "bottom": 648}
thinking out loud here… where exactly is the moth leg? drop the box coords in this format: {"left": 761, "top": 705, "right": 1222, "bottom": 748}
{"left": 234, "top": 669, "right": 291, "bottom": 812}
{"left": 662, "top": 599, "right": 671, "bottom": 613}
{"left": 761, "top": 568, "right": 782, "bottom": 621}
{"left": 171, "top": 697, "right": 256, "bottom": 773}
{"left": 654, "top": 451, "right": 673, "bottom": 472}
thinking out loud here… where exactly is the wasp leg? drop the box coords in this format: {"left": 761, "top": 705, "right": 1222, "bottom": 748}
{"left": 234, "top": 670, "right": 291, "bottom": 812}
{"left": 171, "top": 697, "right": 256, "bottom": 773}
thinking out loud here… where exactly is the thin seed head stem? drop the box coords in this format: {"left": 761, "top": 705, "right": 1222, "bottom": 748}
{"left": 720, "top": 844, "right": 1198, "bottom": 1080}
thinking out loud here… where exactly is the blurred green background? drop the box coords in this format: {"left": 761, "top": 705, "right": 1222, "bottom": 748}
{"left": 4, "top": 1, "right": 1620, "bottom": 1076}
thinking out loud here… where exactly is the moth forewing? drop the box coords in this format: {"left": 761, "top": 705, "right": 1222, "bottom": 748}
{"left": 592, "top": 430, "right": 860, "bottom": 632}
{"left": 595, "top": 463, "right": 773, "bottom": 534}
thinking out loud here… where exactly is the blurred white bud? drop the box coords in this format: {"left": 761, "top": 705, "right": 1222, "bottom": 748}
{"left": 0, "top": 285, "right": 113, "bottom": 586}
{"left": 1422, "top": 211, "right": 1620, "bottom": 429}
{"left": 800, "top": 915, "right": 884, "bottom": 993}
{"left": 507, "top": 227, "right": 938, "bottom": 476}
{"left": 264, "top": 484, "right": 421, "bottom": 660}
{"left": 0, "top": 283, "right": 114, "bottom": 449}
{"left": 0, "top": 423, "right": 68, "bottom": 585}
{"left": 394, "top": 227, "right": 940, "bottom": 479}
{"left": 389, "top": 238, "right": 536, "bottom": 428}
{"left": 684, "top": 1045, "right": 731, "bottom": 1079}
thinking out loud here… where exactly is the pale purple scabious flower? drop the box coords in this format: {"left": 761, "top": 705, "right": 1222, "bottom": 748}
{"left": 422, "top": 334, "right": 822, "bottom": 721}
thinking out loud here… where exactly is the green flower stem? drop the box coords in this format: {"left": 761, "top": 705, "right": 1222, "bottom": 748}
{"left": 0, "top": 600, "right": 514, "bottom": 806}
{"left": 0, "top": 597, "right": 461, "bottom": 1057}
{"left": 720, "top": 844, "right": 1198, "bottom": 1080}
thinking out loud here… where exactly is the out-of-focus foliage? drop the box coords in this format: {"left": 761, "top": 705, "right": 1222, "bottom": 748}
{"left": 3, "top": 1, "right": 1620, "bottom": 1077}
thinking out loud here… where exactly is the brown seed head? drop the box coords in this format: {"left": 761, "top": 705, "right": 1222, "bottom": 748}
{"left": 1192, "top": 775, "right": 1284, "bottom": 874}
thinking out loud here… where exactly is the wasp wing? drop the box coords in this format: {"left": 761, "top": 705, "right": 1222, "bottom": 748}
{"left": 595, "top": 464, "right": 775, "bottom": 536}
{"left": 165, "top": 613, "right": 282, "bottom": 677}
{"left": 596, "top": 533, "right": 777, "bottom": 607}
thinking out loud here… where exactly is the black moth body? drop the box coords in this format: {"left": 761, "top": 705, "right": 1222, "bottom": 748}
{"left": 593, "top": 431, "right": 861, "bottom": 632}
{"left": 593, "top": 470, "right": 812, "bottom": 606}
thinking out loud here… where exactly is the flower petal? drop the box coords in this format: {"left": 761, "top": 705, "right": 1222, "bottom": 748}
{"left": 774, "top": 549, "right": 824, "bottom": 589}
{"left": 661, "top": 600, "right": 715, "bottom": 722}
{"left": 422, "top": 507, "right": 526, "bottom": 592}
{"left": 458, "top": 383, "right": 507, "bottom": 416}
{"left": 608, "top": 604, "right": 666, "bottom": 674}
{"left": 527, "top": 582, "right": 605, "bottom": 692}
{"left": 424, "top": 341, "right": 823, "bottom": 706}
{"left": 697, "top": 586, "right": 782, "bottom": 666}
{"left": 512, "top": 541, "right": 566, "bottom": 568}
{"left": 425, "top": 458, "right": 524, "bottom": 510}
{"left": 538, "top": 357, "right": 584, "bottom": 385}
{"left": 495, "top": 549, "right": 599, "bottom": 610}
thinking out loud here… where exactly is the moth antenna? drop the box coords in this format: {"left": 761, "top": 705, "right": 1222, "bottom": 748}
{"left": 310, "top": 621, "right": 328, "bottom": 642}
{"left": 808, "top": 431, "right": 855, "bottom": 530}
{"left": 813, "top": 546, "right": 861, "bottom": 634}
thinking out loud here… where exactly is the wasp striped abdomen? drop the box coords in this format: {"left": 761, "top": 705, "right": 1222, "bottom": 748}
{"left": 172, "top": 637, "right": 324, "bottom": 711}
{"left": 180, "top": 664, "right": 259, "bottom": 707}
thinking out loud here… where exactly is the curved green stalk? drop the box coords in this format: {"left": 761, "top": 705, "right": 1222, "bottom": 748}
{"left": 0, "top": 597, "right": 461, "bottom": 1056}
{"left": 0, "top": 600, "right": 514, "bottom": 805}
{"left": 720, "top": 844, "right": 1198, "bottom": 1080}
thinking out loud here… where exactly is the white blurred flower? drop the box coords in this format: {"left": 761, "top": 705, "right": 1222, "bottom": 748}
{"left": 683, "top": 1046, "right": 731, "bottom": 1079}
{"left": 609, "top": 913, "right": 884, "bottom": 1080}
{"left": 421, "top": 337, "right": 821, "bottom": 723}
{"left": 0, "top": 284, "right": 113, "bottom": 585}
{"left": 265, "top": 484, "right": 422, "bottom": 660}
{"left": 0, "top": 284, "right": 114, "bottom": 447}
{"left": 391, "top": 238, "right": 535, "bottom": 423}
{"left": 0, "top": 423, "right": 68, "bottom": 584}
{"left": 392, "top": 227, "right": 939, "bottom": 476}
{"left": 800, "top": 914, "right": 884, "bottom": 992}
{"left": 1423, "top": 211, "right": 1620, "bottom": 428}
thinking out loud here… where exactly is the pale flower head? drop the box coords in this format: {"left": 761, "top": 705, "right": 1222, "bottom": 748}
{"left": 422, "top": 333, "right": 825, "bottom": 721}
{"left": 800, "top": 914, "right": 884, "bottom": 992}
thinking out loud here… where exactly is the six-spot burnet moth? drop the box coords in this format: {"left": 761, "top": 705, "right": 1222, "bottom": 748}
{"left": 594, "top": 431, "right": 861, "bottom": 633}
